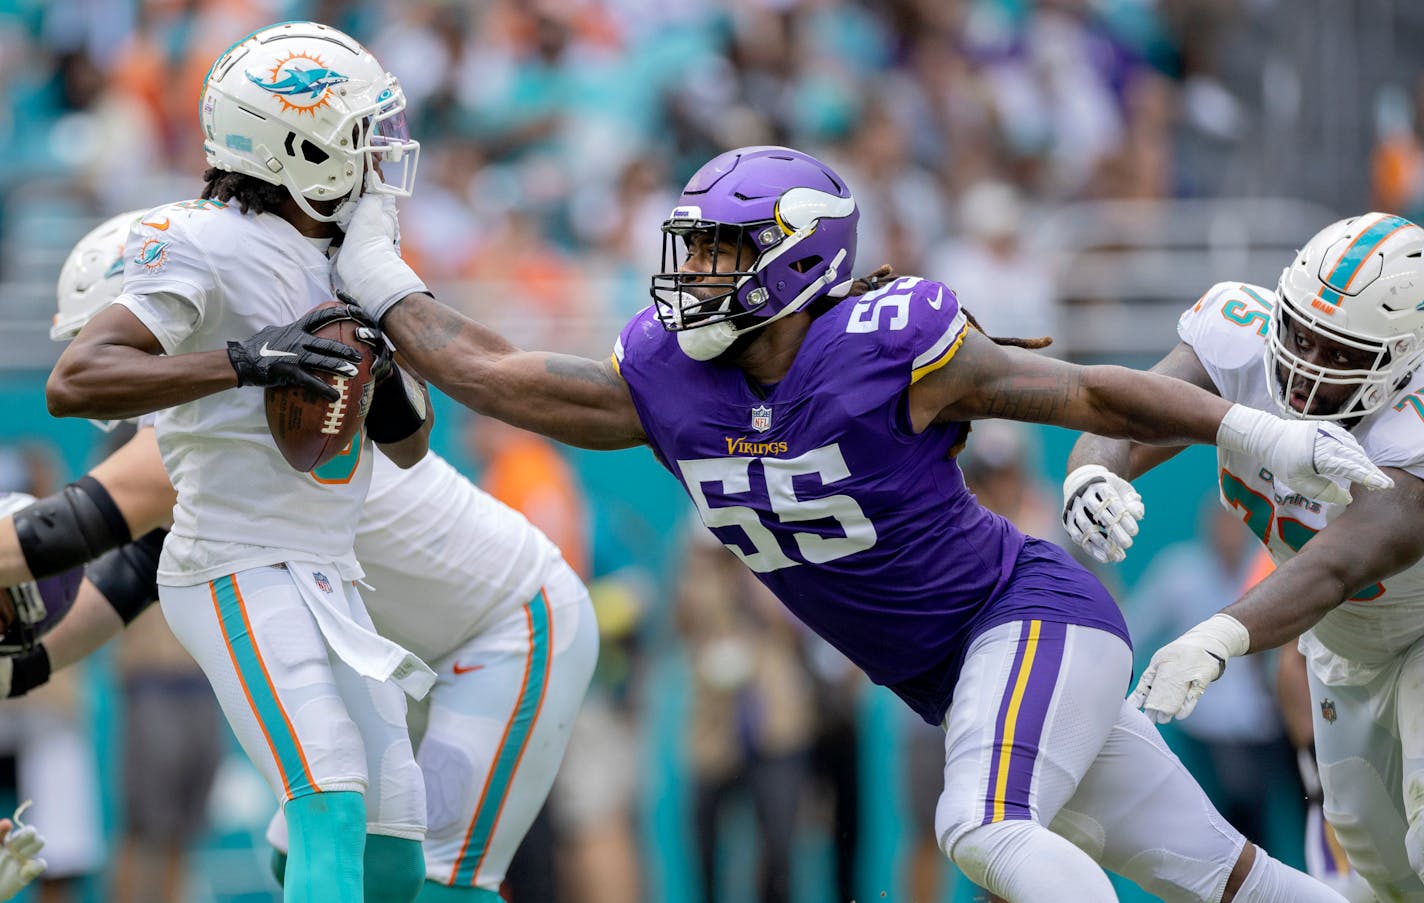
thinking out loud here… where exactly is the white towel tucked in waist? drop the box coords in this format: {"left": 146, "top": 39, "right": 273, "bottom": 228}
{"left": 286, "top": 561, "right": 435, "bottom": 699}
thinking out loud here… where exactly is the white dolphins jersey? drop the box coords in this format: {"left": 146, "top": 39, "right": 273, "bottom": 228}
{"left": 116, "top": 200, "right": 372, "bottom": 585}
{"left": 355, "top": 451, "right": 564, "bottom": 663}
{"left": 1180, "top": 282, "right": 1424, "bottom": 685}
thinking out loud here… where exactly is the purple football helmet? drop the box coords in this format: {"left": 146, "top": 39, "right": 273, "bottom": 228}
{"left": 651, "top": 146, "right": 859, "bottom": 358}
{"left": 0, "top": 493, "right": 83, "bottom": 655}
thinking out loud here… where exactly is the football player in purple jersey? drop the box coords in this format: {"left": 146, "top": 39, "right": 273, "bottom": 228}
{"left": 331, "top": 146, "right": 1385, "bottom": 902}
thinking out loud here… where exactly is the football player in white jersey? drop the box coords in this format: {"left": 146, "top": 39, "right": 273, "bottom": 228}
{"left": 1, "top": 212, "right": 598, "bottom": 901}
{"left": 1065, "top": 212, "right": 1424, "bottom": 901}
{"left": 41, "top": 22, "right": 438, "bottom": 903}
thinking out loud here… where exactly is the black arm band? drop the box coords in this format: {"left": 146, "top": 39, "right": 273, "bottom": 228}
{"left": 366, "top": 366, "right": 429, "bottom": 444}
{"left": 9, "top": 644, "right": 51, "bottom": 698}
{"left": 85, "top": 529, "right": 165, "bottom": 626}
{"left": 13, "top": 475, "right": 132, "bottom": 578}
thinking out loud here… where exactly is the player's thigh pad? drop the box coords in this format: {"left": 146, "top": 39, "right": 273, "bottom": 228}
{"left": 330, "top": 581, "right": 426, "bottom": 840}
{"left": 1303, "top": 801, "right": 1374, "bottom": 902}
{"left": 420, "top": 569, "right": 599, "bottom": 891}
{"left": 936, "top": 621, "right": 1129, "bottom": 854}
{"left": 1398, "top": 639, "right": 1424, "bottom": 884}
{"left": 160, "top": 568, "right": 369, "bottom": 801}
{"left": 1048, "top": 701, "right": 1243, "bottom": 903}
{"left": 1309, "top": 658, "right": 1424, "bottom": 900}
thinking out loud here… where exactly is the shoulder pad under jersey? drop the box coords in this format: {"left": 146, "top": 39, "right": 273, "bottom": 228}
{"left": 838, "top": 276, "right": 970, "bottom": 385}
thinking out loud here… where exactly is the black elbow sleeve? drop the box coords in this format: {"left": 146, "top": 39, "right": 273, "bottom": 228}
{"left": 13, "top": 476, "right": 132, "bottom": 578}
{"left": 84, "top": 529, "right": 165, "bottom": 625}
{"left": 366, "top": 366, "right": 429, "bottom": 444}
{"left": 8, "top": 644, "right": 52, "bottom": 698}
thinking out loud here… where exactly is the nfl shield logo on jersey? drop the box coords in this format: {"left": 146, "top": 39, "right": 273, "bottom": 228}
{"left": 1320, "top": 698, "right": 1337, "bottom": 723}
{"left": 313, "top": 571, "right": 333, "bottom": 594}
{"left": 751, "top": 404, "right": 773, "bottom": 433}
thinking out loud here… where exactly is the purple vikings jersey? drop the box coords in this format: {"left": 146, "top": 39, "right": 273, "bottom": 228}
{"left": 615, "top": 276, "right": 1129, "bottom": 722}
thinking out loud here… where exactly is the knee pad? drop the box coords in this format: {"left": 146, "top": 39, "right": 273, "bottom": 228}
{"left": 1405, "top": 804, "right": 1424, "bottom": 894}
{"left": 948, "top": 821, "right": 1022, "bottom": 889}
{"left": 1319, "top": 757, "right": 1421, "bottom": 896}
{"left": 949, "top": 820, "right": 1116, "bottom": 903}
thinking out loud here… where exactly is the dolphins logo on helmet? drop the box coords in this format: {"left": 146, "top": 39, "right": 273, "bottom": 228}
{"left": 201, "top": 21, "right": 420, "bottom": 225}
{"left": 246, "top": 50, "right": 349, "bottom": 115}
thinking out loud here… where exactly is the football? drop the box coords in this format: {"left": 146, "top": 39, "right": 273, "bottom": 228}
{"left": 264, "top": 301, "right": 378, "bottom": 472}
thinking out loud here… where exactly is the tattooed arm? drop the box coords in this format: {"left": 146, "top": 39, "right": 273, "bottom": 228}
{"left": 908, "top": 329, "right": 1232, "bottom": 445}
{"left": 1065, "top": 342, "right": 1219, "bottom": 479}
{"left": 378, "top": 293, "right": 646, "bottom": 450}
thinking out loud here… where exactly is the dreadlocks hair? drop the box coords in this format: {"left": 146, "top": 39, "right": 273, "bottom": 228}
{"left": 200, "top": 167, "right": 287, "bottom": 215}
{"left": 847, "top": 263, "right": 1053, "bottom": 351}
{"left": 848, "top": 264, "right": 897, "bottom": 296}
{"left": 960, "top": 306, "right": 1053, "bottom": 351}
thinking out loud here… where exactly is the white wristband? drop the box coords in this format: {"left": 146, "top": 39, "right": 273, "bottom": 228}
{"left": 1216, "top": 403, "right": 1276, "bottom": 457}
{"left": 1186, "top": 613, "right": 1251, "bottom": 675}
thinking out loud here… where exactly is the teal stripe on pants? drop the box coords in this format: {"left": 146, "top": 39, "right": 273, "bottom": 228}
{"left": 449, "top": 590, "right": 552, "bottom": 886}
{"left": 212, "top": 575, "right": 317, "bottom": 799}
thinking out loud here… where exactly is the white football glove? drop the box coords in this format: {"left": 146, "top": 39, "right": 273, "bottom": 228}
{"left": 1129, "top": 613, "right": 1250, "bottom": 723}
{"left": 335, "top": 194, "right": 428, "bottom": 324}
{"left": 1216, "top": 404, "right": 1392, "bottom": 505}
{"left": 1061, "top": 465, "right": 1144, "bottom": 564}
{"left": 0, "top": 802, "right": 46, "bottom": 899}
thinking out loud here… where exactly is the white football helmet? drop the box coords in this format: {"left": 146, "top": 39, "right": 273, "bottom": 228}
{"left": 52, "top": 209, "right": 145, "bottom": 342}
{"left": 200, "top": 21, "right": 419, "bottom": 224}
{"left": 1267, "top": 212, "right": 1424, "bottom": 420}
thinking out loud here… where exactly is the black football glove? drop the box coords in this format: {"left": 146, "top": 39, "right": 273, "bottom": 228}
{"left": 227, "top": 306, "right": 362, "bottom": 400}
{"left": 337, "top": 294, "right": 393, "bottom": 383}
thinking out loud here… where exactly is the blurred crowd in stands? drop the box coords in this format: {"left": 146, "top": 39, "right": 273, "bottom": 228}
{"left": 6, "top": 0, "right": 1420, "bottom": 351}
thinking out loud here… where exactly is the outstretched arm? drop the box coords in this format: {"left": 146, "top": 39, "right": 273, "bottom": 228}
{"left": 1066, "top": 341, "right": 1219, "bottom": 478}
{"left": 910, "top": 329, "right": 1388, "bottom": 507}
{"left": 379, "top": 294, "right": 645, "bottom": 450}
{"left": 915, "top": 329, "right": 1228, "bottom": 444}
{"left": 1057, "top": 341, "right": 1219, "bottom": 563}
{"left": 335, "top": 195, "right": 646, "bottom": 451}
